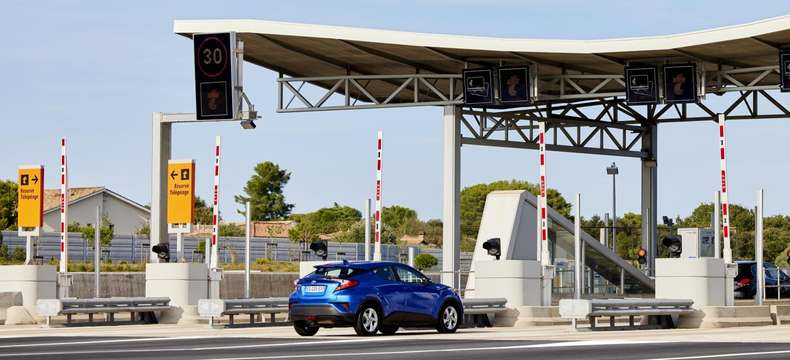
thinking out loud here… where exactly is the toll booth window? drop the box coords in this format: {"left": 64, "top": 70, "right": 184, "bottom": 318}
{"left": 372, "top": 266, "right": 397, "bottom": 281}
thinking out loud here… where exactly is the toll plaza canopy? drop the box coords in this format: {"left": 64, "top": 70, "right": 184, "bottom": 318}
{"left": 175, "top": 15, "right": 790, "bottom": 105}
{"left": 170, "top": 16, "right": 790, "bottom": 291}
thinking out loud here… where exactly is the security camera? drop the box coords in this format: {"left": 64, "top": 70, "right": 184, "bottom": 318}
{"left": 151, "top": 243, "right": 170, "bottom": 262}
{"left": 482, "top": 238, "right": 501, "bottom": 260}
{"left": 240, "top": 119, "right": 256, "bottom": 129}
{"left": 310, "top": 240, "right": 328, "bottom": 260}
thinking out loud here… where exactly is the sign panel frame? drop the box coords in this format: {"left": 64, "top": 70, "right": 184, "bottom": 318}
{"left": 17, "top": 166, "right": 44, "bottom": 229}
{"left": 780, "top": 50, "right": 790, "bottom": 92}
{"left": 463, "top": 68, "right": 494, "bottom": 106}
{"left": 194, "top": 32, "right": 239, "bottom": 120}
{"left": 497, "top": 65, "right": 531, "bottom": 105}
{"left": 663, "top": 63, "right": 698, "bottom": 104}
{"left": 167, "top": 160, "right": 196, "bottom": 225}
{"left": 625, "top": 66, "right": 659, "bottom": 105}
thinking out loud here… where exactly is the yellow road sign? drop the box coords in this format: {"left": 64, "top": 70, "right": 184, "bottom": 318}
{"left": 167, "top": 160, "right": 195, "bottom": 225}
{"left": 18, "top": 166, "right": 44, "bottom": 228}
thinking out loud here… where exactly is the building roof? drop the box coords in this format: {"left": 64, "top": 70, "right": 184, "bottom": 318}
{"left": 174, "top": 15, "right": 790, "bottom": 101}
{"left": 43, "top": 187, "right": 149, "bottom": 215}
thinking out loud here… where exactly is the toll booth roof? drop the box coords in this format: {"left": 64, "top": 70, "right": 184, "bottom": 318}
{"left": 175, "top": 15, "right": 790, "bottom": 83}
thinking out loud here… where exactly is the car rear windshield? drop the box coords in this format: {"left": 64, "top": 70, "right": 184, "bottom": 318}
{"left": 312, "top": 266, "right": 364, "bottom": 279}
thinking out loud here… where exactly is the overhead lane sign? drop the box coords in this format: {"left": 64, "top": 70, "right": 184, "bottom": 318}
{"left": 18, "top": 166, "right": 44, "bottom": 228}
{"left": 167, "top": 160, "right": 195, "bottom": 225}
{"left": 194, "top": 32, "right": 238, "bottom": 120}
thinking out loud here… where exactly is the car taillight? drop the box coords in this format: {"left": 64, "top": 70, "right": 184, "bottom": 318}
{"left": 334, "top": 279, "right": 359, "bottom": 292}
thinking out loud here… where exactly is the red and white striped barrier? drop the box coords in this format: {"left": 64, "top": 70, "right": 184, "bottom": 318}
{"left": 538, "top": 122, "right": 550, "bottom": 265}
{"left": 718, "top": 114, "right": 732, "bottom": 263}
{"left": 374, "top": 131, "right": 383, "bottom": 261}
{"left": 59, "top": 138, "right": 69, "bottom": 273}
{"left": 210, "top": 136, "right": 221, "bottom": 269}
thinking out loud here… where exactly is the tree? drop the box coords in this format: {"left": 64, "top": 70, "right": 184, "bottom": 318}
{"left": 460, "top": 180, "right": 572, "bottom": 239}
{"left": 414, "top": 253, "right": 438, "bottom": 271}
{"left": 382, "top": 205, "right": 419, "bottom": 239}
{"left": 0, "top": 180, "right": 17, "bottom": 246}
{"left": 79, "top": 216, "right": 114, "bottom": 248}
{"left": 288, "top": 204, "right": 361, "bottom": 242}
{"left": 235, "top": 162, "right": 294, "bottom": 221}
{"left": 194, "top": 197, "right": 214, "bottom": 225}
{"left": 219, "top": 223, "right": 245, "bottom": 237}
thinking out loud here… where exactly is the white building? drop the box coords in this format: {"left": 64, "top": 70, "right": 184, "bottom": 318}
{"left": 42, "top": 187, "right": 149, "bottom": 235}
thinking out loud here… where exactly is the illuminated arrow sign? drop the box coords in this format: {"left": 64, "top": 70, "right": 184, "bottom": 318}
{"left": 18, "top": 166, "right": 44, "bottom": 228}
{"left": 167, "top": 160, "right": 195, "bottom": 225}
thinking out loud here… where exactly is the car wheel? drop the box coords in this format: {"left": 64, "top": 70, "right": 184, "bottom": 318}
{"left": 354, "top": 304, "right": 382, "bottom": 336}
{"left": 436, "top": 303, "right": 460, "bottom": 333}
{"left": 380, "top": 325, "right": 399, "bottom": 335}
{"left": 293, "top": 321, "right": 319, "bottom": 336}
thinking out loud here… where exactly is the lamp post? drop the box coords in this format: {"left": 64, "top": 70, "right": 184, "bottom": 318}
{"left": 606, "top": 163, "right": 619, "bottom": 253}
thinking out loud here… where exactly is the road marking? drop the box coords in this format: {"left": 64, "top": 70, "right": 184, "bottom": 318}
{"left": 643, "top": 349, "right": 790, "bottom": 360}
{"left": 0, "top": 335, "right": 212, "bottom": 349}
{"left": 207, "top": 340, "right": 676, "bottom": 360}
{"left": 0, "top": 336, "right": 410, "bottom": 357}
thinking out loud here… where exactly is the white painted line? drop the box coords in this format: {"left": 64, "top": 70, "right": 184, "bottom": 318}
{"left": 643, "top": 349, "right": 790, "bottom": 360}
{"left": 0, "top": 335, "right": 211, "bottom": 349}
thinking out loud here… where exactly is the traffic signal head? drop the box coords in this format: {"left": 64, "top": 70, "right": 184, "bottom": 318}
{"left": 786, "top": 250, "right": 790, "bottom": 266}
{"left": 151, "top": 243, "right": 170, "bottom": 263}
{"left": 482, "top": 238, "right": 501, "bottom": 260}
{"left": 637, "top": 247, "right": 647, "bottom": 265}
{"left": 662, "top": 236, "right": 682, "bottom": 258}
{"left": 310, "top": 240, "right": 328, "bottom": 260}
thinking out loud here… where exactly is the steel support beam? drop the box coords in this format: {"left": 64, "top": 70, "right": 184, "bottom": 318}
{"left": 150, "top": 112, "right": 171, "bottom": 262}
{"left": 640, "top": 123, "right": 657, "bottom": 276}
{"left": 442, "top": 105, "right": 461, "bottom": 289}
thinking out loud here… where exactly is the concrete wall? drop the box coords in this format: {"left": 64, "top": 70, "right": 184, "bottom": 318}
{"left": 43, "top": 192, "right": 148, "bottom": 235}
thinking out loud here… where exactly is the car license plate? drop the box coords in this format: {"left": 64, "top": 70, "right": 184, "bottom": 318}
{"left": 303, "top": 285, "right": 325, "bottom": 293}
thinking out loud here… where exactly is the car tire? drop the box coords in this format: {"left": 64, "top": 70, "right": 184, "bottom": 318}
{"left": 293, "top": 321, "right": 319, "bottom": 336}
{"left": 354, "top": 303, "right": 382, "bottom": 336}
{"left": 436, "top": 303, "right": 460, "bottom": 333}
{"left": 379, "top": 325, "right": 399, "bottom": 335}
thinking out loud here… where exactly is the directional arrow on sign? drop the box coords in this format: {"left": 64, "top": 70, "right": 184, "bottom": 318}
{"left": 32, "top": 175, "right": 38, "bottom": 184}
{"left": 170, "top": 170, "right": 177, "bottom": 180}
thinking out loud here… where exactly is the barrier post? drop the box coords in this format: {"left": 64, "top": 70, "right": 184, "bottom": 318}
{"left": 59, "top": 138, "right": 69, "bottom": 272}
{"left": 374, "top": 131, "right": 383, "bottom": 261}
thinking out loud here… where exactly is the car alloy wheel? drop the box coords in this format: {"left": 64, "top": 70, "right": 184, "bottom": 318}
{"left": 355, "top": 304, "right": 381, "bottom": 336}
{"left": 443, "top": 306, "right": 458, "bottom": 330}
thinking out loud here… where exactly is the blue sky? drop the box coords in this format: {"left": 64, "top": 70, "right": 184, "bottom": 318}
{"left": 2, "top": 1, "right": 790, "bottom": 222}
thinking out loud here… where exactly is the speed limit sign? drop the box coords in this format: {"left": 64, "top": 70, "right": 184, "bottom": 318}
{"left": 193, "top": 32, "right": 238, "bottom": 120}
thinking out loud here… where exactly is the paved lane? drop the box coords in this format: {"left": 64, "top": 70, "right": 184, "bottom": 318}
{"left": 1, "top": 334, "right": 789, "bottom": 360}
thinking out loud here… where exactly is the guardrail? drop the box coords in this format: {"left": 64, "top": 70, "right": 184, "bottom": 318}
{"left": 198, "top": 297, "right": 507, "bottom": 328}
{"left": 199, "top": 298, "right": 289, "bottom": 326}
{"left": 559, "top": 298, "right": 694, "bottom": 330}
{"left": 37, "top": 297, "right": 171, "bottom": 326}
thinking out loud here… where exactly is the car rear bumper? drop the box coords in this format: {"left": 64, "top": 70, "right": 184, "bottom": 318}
{"left": 290, "top": 304, "right": 354, "bottom": 325}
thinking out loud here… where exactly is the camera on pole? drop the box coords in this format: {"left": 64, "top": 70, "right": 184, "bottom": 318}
{"left": 310, "top": 240, "right": 328, "bottom": 260}
{"left": 152, "top": 243, "right": 170, "bottom": 263}
{"left": 482, "top": 238, "right": 501, "bottom": 260}
{"left": 662, "top": 236, "right": 682, "bottom": 258}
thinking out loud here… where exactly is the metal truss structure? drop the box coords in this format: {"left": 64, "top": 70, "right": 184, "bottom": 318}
{"left": 277, "top": 65, "right": 788, "bottom": 159}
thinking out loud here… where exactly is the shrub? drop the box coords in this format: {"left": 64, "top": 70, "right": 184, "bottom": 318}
{"left": 414, "top": 253, "right": 438, "bottom": 271}
{"left": 11, "top": 247, "right": 25, "bottom": 262}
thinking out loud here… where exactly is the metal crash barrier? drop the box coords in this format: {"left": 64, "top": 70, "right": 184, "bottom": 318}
{"left": 198, "top": 298, "right": 290, "bottom": 326}
{"left": 559, "top": 298, "right": 694, "bottom": 330}
{"left": 37, "top": 297, "right": 171, "bottom": 326}
{"left": 198, "top": 297, "right": 508, "bottom": 328}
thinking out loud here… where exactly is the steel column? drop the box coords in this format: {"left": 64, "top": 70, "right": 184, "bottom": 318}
{"left": 442, "top": 105, "right": 461, "bottom": 289}
{"left": 150, "top": 112, "right": 170, "bottom": 263}
{"left": 641, "top": 123, "right": 657, "bottom": 276}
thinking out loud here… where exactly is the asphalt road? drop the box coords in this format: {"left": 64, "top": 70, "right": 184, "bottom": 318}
{"left": 2, "top": 332, "right": 790, "bottom": 360}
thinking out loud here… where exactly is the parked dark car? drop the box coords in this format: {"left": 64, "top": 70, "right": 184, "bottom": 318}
{"left": 288, "top": 261, "right": 463, "bottom": 336}
{"left": 734, "top": 261, "right": 790, "bottom": 299}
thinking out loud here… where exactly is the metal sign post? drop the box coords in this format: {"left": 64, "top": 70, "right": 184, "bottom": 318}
{"left": 755, "top": 189, "right": 764, "bottom": 306}
{"left": 573, "top": 193, "right": 581, "bottom": 328}
{"left": 94, "top": 204, "right": 101, "bottom": 298}
{"left": 374, "top": 131, "right": 383, "bottom": 261}
{"left": 714, "top": 191, "right": 721, "bottom": 259}
{"left": 18, "top": 165, "right": 44, "bottom": 265}
{"left": 167, "top": 160, "right": 196, "bottom": 262}
{"left": 59, "top": 139, "right": 69, "bottom": 272}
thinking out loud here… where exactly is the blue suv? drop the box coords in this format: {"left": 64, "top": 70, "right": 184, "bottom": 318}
{"left": 289, "top": 261, "right": 463, "bottom": 336}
